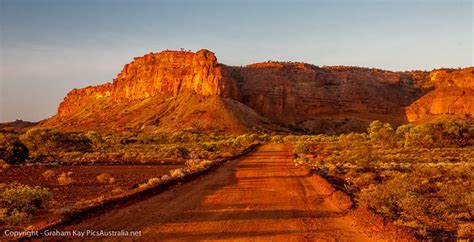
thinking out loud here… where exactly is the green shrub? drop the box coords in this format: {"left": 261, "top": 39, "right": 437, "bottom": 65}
{"left": 368, "top": 120, "right": 395, "bottom": 147}
{"left": 0, "top": 133, "right": 29, "bottom": 164}
{"left": 0, "top": 184, "right": 52, "bottom": 226}
{"left": 20, "top": 128, "right": 92, "bottom": 160}
{"left": 2, "top": 209, "right": 30, "bottom": 225}
{"left": 177, "top": 146, "right": 190, "bottom": 159}
{"left": 1, "top": 184, "right": 52, "bottom": 213}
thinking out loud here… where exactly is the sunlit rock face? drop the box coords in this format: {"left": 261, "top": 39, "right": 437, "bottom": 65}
{"left": 112, "top": 49, "right": 226, "bottom": 100}
{"left": 47, "top": 49, "right": 473, "bottom": 133}
{"left": 406, "top": 68, "right": 474, "bottom": 122}
{"left": 58, "top": 49, "right": 236, "bottom": 117}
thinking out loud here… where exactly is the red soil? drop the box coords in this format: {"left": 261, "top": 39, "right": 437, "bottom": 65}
{"left": 0, "top": 164, "right": 180, "bottom": 229}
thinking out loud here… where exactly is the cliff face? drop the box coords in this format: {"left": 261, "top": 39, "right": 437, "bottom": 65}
{"left": 112, "top": 50, "right": 225, "bottom": 100}
{"left": 405, "top": 68, "right": 474, "bottom": 122}
{"left": 231, "top": 64, "right": 421, "bottom": 131}
{"left": 57, "top": 49, "right": 237, "bottom": 117}
{"left": 44, "top": 49, "right": 473, "bottom": 133}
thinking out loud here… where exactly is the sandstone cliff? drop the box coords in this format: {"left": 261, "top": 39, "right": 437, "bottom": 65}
{"left": 57, "top": 50, "right": 238, "bottom": 117}
{"left": 405, "top": 68, "right": 474, "bottom": 122}
{"left": 42, "top": 49, "right": 473, "bottom": 134}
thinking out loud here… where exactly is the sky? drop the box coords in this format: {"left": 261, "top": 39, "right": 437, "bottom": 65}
{"left": 0, "top": 0, "right": 472, "bottom": 122}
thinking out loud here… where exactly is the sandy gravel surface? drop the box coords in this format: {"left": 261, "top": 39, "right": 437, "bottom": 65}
{"left": 53, "top": 144, "right": 379, "bottom": 241}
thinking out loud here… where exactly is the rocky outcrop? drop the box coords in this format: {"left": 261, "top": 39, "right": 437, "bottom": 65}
{"left": 44, "top": 49, "right": 473, "bottom": 133}
{"left": 58, "top": 83, "right": 112, "bottom": 117}
{"left": 57, "top": 49, "right": 238, "bottom": 117}
{"left": 112, "top": 50, "right": 226, "bottom": 100}
{"left": 406, "top": 68, "right": 474, "bottom": 122}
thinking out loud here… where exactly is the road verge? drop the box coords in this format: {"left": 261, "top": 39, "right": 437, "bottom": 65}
{"left": 306, "top": 170, "right": 416, "bottom": 241}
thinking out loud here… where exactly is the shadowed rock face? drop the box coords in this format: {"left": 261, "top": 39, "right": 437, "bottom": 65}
{"left": 231, "top": 64, "right": 422, "bottom": 129}
{"left": 45, "top": 49, "right": 473, "bottom": 133}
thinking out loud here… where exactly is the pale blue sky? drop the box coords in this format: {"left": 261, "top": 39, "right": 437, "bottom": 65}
{"left": 0, "top": 0, "right": 472, "bottom": 122}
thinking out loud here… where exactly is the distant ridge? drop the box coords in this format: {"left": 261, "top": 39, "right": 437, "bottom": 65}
{"left": 0, "top": 119, "right": 37, "bottom": 130}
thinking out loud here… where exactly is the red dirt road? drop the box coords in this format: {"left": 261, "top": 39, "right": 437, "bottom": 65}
{"left": 57, "top": 144, "right": 378, "bottom": 241}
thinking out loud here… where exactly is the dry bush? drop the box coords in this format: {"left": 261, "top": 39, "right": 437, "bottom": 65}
{"left": 185, "top": 159, "right": 202, "bottom": 171}
{"left": 138, "top": 178, "right": 160, "bottom": 189}
{"left": 111, "top": 187, "right": 125, "bottom": 195}
{"left": 96, "top": 173, "right": 115, "bottom": 184}
{"left": 54, "top": 207, "right": 72, "bottom": 216}
{"left": 161, "top": 175, "right": 171, "bottom": 182}
{"left": 170, "top": 168, "right": 185, "bottom": 179}
{"left": 185, "top": 159, "right": 213, "bottom": 171}
{"left": 57, "top": 172, "right": 74, "bottom": 185}
{"left": 42, "top": 170, "right": 55, "bottom": 178}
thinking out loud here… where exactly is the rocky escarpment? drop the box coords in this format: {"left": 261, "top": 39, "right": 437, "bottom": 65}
{"left": 405, "top": 68, "right": 474, "bottom": 122}
{"left": 57, "top": 50, "right": 238, "bottom": 117}
{"left": 42, "top": 49, "right": 473, "bottom": 134}
{"left": 231, "top": 63, "right": 423, "bottom": 132}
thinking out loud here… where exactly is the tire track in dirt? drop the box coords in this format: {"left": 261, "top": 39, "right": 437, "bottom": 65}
{"left": 52, "top": 144, "right": 381, "bottom": 241}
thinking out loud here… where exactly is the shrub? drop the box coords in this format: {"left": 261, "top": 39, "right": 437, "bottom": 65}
{"left": 85, "top": 131, "right": 103, "bottom": 149}
{"left": 146, "top": 178, "right": 160, "bottom": 186}
{"left": 359, "top": 175, "right": 423, "bottom": 220}
{"left": 199, "top": 160, "right": 213, "bottom": 168}
{"left": 55, "top": 207, "right": 72, "bottom": 215}
{"left": 42, "top": 170, "right": 55, "bottom": 178}
{"left": 20, "top": 128, "right": 92, "bottom": 160}
{"left": 0, "top": 184, "right": 52, "bottom": 226}
{"left": 443, "top": 120, "right": 473, "bottom": 147}
{"left": 185, "top": 159, "right": 202, "bottom": 171}
{"left": 177, "top": 146, "right": 190, "bottom": 159}
{"left": 57, "top": 172, "right": 74, "bottom": 185}
{"left": 0, "top": 207, "right": 7, "bottom": 221}
{"left": 1, "top": 184, "right": 52, "bottom": 213}
{"left": 294, "top": 143, "right": 309, "bottom": 154}
{"left": 185, "top": 159, "right": 212, "bottom": 171}
{"left": 138, "top": 178, "right": 160, "bottom": 189}
{"left": 0, "top": 133, "right": 29, "bottom": 164}
{"left": 96, "top": 173, "right": 115, "bottom": 184}
{"left": 368, "top": 120, "right": 395, "bottom": 147}
{"left": 170, "top": 168, "right": 185, "bottom": 179}
{"left": 111, "top": 187, "right": 125, "bottom": 195}
{"left": 161, "top": 175, "right": 171, "bottom": 181}
{"left": 2, "top": 209, "right": 30, "bottom": 225}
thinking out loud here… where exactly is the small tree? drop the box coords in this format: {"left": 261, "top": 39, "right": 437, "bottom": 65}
{"left": 367, "top": 120, "right": 395, "bottom": 147}
{"left": 0, "top": 133, "right": 29, "bottom": 164}
{"left": 443, "top": 120, "right": 473, "bottom": 147}
{"left": 4, "top": 142, "right": 29, "bottom": 164}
